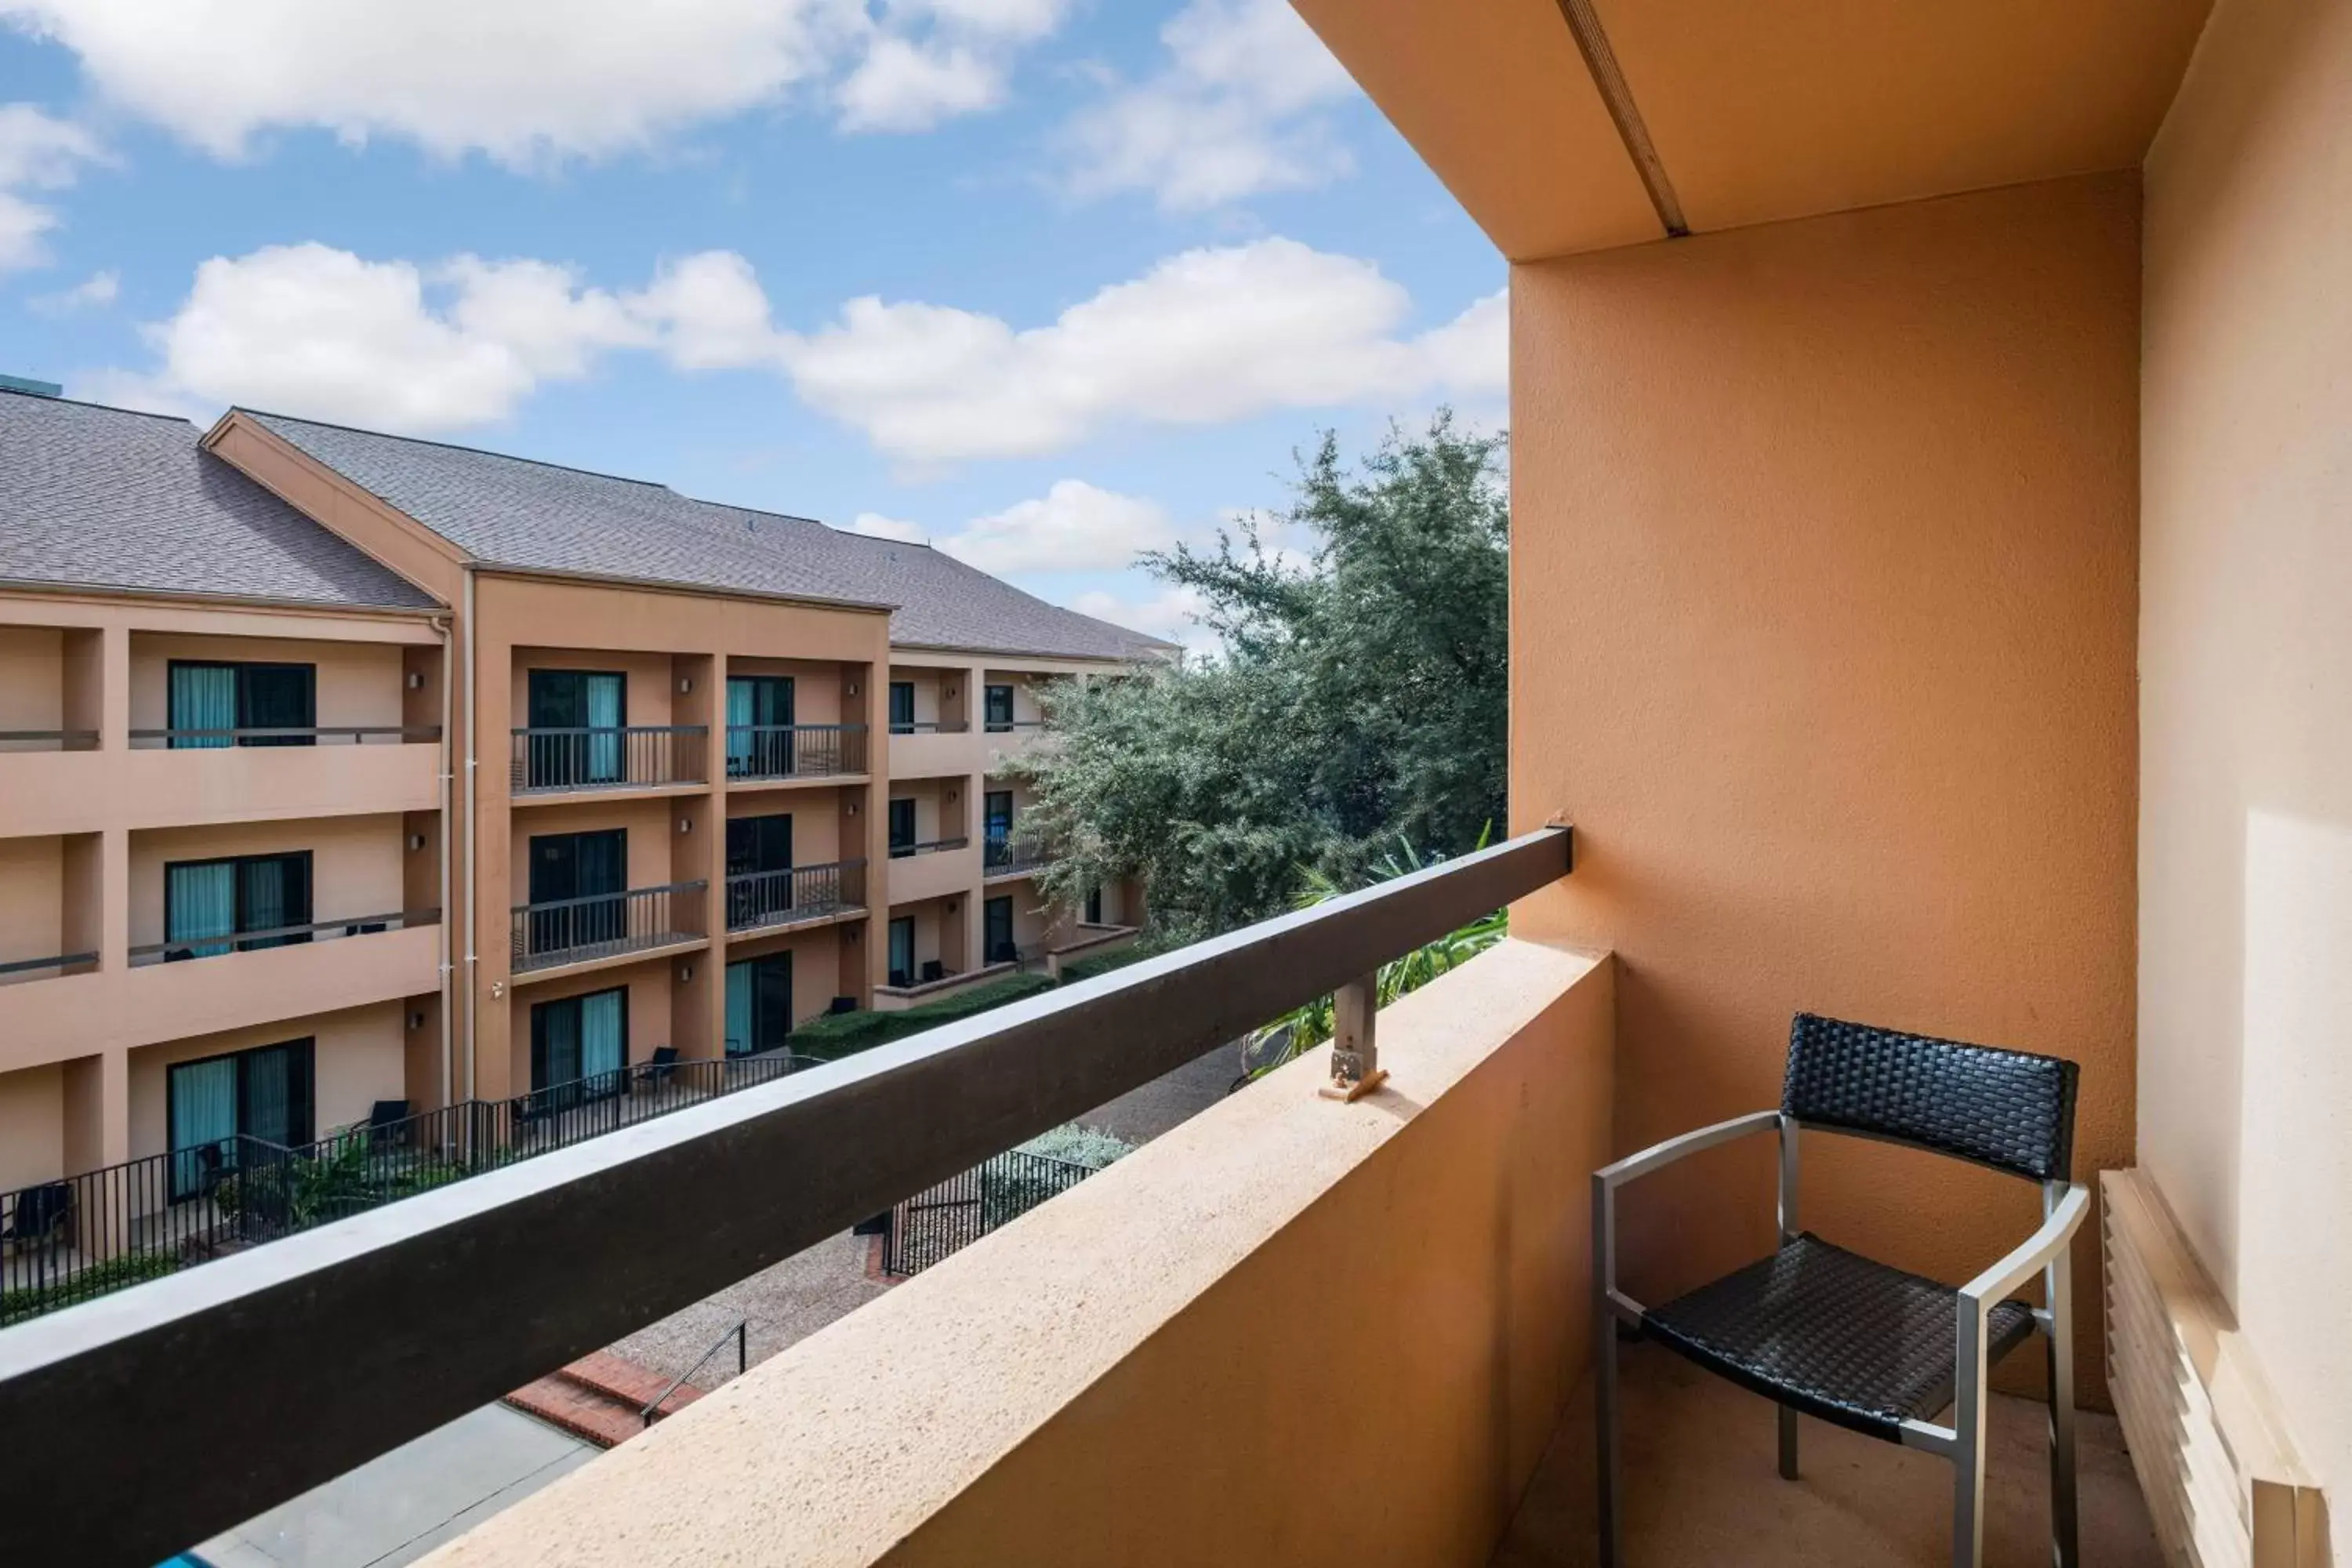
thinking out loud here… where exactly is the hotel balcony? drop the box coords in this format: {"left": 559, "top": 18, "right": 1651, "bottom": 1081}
{"left": 508, "top": 725, "right": 707, "bottom": 799}
{"left": 508, "top": 880, "right": 708, "bottom": 978}
{"left": 722, "top": 724, "right": 870, "bottom": 788}
{"left": 722, "top": 858, "right": 868, "bottom": 937}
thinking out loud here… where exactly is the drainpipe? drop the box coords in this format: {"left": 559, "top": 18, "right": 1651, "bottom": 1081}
{"left": 461, "top": 567, "right": 478, "bottom": 1105}
{"left": 434, "top": 612, "right": 455, "bottom": 1113}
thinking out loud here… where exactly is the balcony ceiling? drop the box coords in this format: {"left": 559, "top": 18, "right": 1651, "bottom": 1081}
{"left": 1293, "top": 0, "right": 2212, "bottom": 260}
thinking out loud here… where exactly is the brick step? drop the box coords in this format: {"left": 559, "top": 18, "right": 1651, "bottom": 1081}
{"left": 503, "top": 1352, "right": 702, "bottom": 1449}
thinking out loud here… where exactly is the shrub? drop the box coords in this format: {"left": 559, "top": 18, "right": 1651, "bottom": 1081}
{"left": 1056, "top": 940, "right": 1163, "bottom": 985}
{"left": 0, "top": 1250, "right": 183, "bottom": 1327}
{"left": 1017, "top": 1123, "right": 1134, "bottom": 1170}
{"left": 793, "top": 971, "right": 1061, "bottom": 1060}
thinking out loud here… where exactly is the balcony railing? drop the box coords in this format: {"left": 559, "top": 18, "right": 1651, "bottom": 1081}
{"left": 127, "top": 909, "right": 440, "bottom": 967}
{"left": 0, "top": 826, "right": 1570, "bottom": 1568}
{"left": 983, "top": 720, "right": 1046, "bottom": 735}
{"left": 510, "top": 882, "right": 706, "bottom": 972}
{"left": 509, "top": 725, "right": 706, "bottom": 793}
{"left": 984, "top": 835, "right": 1044, "bottom": 875}
{"left": 724, "top": 858, "right": 868, "bottom": 934}
{"left": 0, "top": 949, "right": 99, "bottom": 985}
{"left": 0, "top": 729, "right": 99, "bottom": 752}
{"left": 889, "top": 719, "right": 968, "bottom": 736}
{"left": 723, "top": 723, "right": 869, "bottom": 781}
{"left": 888, "top": 834, "right": 969, "bottom": 860}
{"left": 129, "top": 725, "right": 441, "bottom": 749}
{"left": 880, "top": 1147, "right": 1096, "bottom": 1276}
{"left": 0, "top": 1051, "right": 825, "bottom": 1329}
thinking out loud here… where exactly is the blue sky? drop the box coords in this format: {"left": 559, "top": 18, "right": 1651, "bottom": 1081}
{"left": 0, "top": 1, "right": 1504, "bottom": 644}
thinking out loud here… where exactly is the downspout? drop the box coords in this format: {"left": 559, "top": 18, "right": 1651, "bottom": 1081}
{"left": 433, "top": 612, "right": 455, "bottom": 1113}
{"left": 462, "top": 567, "right": 478, "bottom": 1104}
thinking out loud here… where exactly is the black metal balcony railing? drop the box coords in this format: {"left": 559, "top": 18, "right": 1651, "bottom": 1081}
{"left": 0, "top": 1051, "right": 825, "bottom": 1330}
{"left": 510, "top": 883, "right": 706, "bottom": 972}
{"left": 0, "top": 826, "right": 1571, "bottom": 1568}
{"left": 881, "top": 1147, "right": 1096, "bottom": 1276}
{"left": 984, "top": 836, "right": 1044, "bottom": 875}
{"left": 888, "top": 835, "right": 970, "bottom": 861}
{"left": 510, "top": 725, "right": 706, "bottom": 793}
{"left": 888, "top": 720, "right": 968, "bottom": 736}
{"left": 724, "top": 723, "right": 869, "bottom": 781}
{"left": 724, "top": 858, "right": 868, "bottom": 934}
{"left": 126, "top": 909, "right": 440, "bottom": 967}
{"left": 983, "top": 720, "right": 1046, "bottom": 735}
{"left": 129, "top": 726, "right": 441, "bottom": 749}
{"left": 0, "top": 728, "right": 100, "bottom": 751}
{"left": 0, "top": 950, "right": 99, "bottom": 985}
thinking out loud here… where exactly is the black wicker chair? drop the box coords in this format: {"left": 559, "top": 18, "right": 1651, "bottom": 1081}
{"left": 1592, "top": 1013, "right": 2088, "bottom": 1568}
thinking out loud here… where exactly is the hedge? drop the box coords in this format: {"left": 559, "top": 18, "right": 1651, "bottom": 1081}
{"left": 793, "top": 971, "right": 1061, "bottom": 1059}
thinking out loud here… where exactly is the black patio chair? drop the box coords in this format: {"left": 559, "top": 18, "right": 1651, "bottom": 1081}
{"left": 365, "top": 1100, "right": 411, "bottom": 1149}
{"left": 1592, "top": 1012, "right": 2087, "bottom": 1568}
{"left": 633, "top": 1046, "right": 680, "bottom": 1091}
{"left": 2, "top": 1181, "right": 73, "bottom": 1250}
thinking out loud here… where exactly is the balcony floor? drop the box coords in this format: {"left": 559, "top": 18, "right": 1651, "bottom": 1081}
{"left": 1497, "top": 1340, "right": 2162, "bottom": 1567}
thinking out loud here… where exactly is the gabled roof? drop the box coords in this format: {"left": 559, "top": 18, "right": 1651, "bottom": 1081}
{"left": 0, "top": 390, "right": 439, "bottom": 611}
{"left": 240, "top": 409, "right": 1175, "bottom": 662}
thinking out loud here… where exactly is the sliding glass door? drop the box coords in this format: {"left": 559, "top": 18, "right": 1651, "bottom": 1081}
{"left": 725, "top": 812, "right": 793, "bottom": 928}
{"left": 725, "top": 674, "right": 795, "bottom": 778}
{"left": 165, "top": 851, "right": 313, "bottom": 959}
{"left": 169, "top": 661, "right": 316, "bottom": 749}
{"left": 724, "top": 952, "right": 793, "bottom": 1058}
{"left": 985, "top": 895, "right": 1014, "bottom": 964}
{"left": 527, "top": 829, "right": 626, "bottom": 957}
{"left": 526, "top": 670, "right": 626, "bottom": 788}
{"left": 530, "top": 986, "right": 630, "bottom": 1109}
{"left": 167, "top": 1038, "right": 315, "bottom": 1200}
{"left": 887, "top": 916, "right": 916, "bottom": 987}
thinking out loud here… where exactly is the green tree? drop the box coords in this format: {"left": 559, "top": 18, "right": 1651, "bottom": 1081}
{"left": 1009, "top": 412, "right": 1508, "bottom": 939}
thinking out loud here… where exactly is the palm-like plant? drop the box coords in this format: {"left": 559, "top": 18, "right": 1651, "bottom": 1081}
{"left": 1243, "top": 832, "right": 1507, "bottom": 1078}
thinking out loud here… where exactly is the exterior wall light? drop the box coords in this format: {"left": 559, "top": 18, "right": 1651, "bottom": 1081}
{"left": 408, "top": 833, "right": 427, "bottom": 851}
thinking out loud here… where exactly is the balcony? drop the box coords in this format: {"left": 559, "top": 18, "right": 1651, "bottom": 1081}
{"left": 982, "top": 834, "right": 1045, "bottom": 878}
{"left": 723, "top": 858, "right": 868, "bottom": 935}
{"left": 722, "top": 724, "right": 869, "bottom": 786}
{"left": 886, "top": 835, "right": 975, "bottom": 903}
{"left": 0, "top": 728, "right": 98, "bottom": 752}
{"left": 887, "top": 718, "right": 975, "bottom": 779}
{"left": 509, "top": 882, "right": 706, "bottom": 975}
{"left": 5, "top": 731, "right": 442, "bottom": 836}
{"left": 510, "top": 727, "right": 707, "bottom": 798}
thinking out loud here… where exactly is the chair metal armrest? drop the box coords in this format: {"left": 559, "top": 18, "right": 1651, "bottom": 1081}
{"left": 1959, "top": 1181, "right": 2090, "bottom": 1310}
{"left": 1593, "top": 1110, "right": 1783, "bottom": 1323}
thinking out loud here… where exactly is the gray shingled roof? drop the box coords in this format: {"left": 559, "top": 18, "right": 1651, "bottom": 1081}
{"left": 0, "top": 391, "right": 439, "bottom": 610}
{"left": 245, "top": 409, "right": 1173, "bottom": 662}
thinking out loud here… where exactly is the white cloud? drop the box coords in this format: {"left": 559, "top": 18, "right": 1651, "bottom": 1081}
{"left": 937, "top": 480, "right": 1175, "bottom": 572}
{"left": 837, "top": 38, "right": 1001, "bottom": 132}
{"left": 93, "top": 236, "right": 1505, "bottom": 453}
{"left": 1062, "top": 0, "right": 1357, "bottom": 210}
{"left": 1070, "top": 583, "right": 1212, "bottom": 655}
{"left": 848, "top": 510, "right": 928, "bottom": 543}
{"left": 0, "top": 103, "right": 105, "bottom": 273}
{"left": 775, "top": 238, "right": 1506, "bottom": 461}
{"left": 0, "top": 0, "right": 1069, "bottom": 166}
{"left": 27, "top": 265, "right": 116, "bottom": 314}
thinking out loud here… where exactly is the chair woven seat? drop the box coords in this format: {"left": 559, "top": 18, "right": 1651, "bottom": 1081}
{"left": 1642, "top": 1233, "right": 2038, "bottom": 1442}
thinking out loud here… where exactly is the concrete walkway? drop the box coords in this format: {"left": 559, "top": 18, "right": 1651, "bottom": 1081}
{"left": 196, "top": 1406, "right": 593, "bottom": 1568}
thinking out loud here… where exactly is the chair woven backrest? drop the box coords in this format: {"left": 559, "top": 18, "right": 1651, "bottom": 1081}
{"left": 1781, "top": 1013, "right": 2079, "bottom": 1181}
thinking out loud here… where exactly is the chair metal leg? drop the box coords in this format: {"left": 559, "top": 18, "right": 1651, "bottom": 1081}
{"left": 1778, "top": 1405, "right": 1798, "bottom": 1480}
{"left": 1953, "top": 1307, "right": 1987, "bottom": 1568}
{"left": 2047, "top": 1247, "right": 2078, "bottom": 1568}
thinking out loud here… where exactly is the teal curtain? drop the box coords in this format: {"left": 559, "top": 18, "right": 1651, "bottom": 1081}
{"left": 581, "top": 989, "right": 625, "bottom": 1081}
{"left": 167, "top": 862, "right": 235, "bottom": 959}
{"left": 586, "top": 673, "right": 622, "bottom": 782}
{"left": 169, "top": 664, "right": 235, "bottom": 750}
{"left": 169, "top": 1057, "right": 237, "bottom": 1198}
{"left": 726, "top": 678, "right": 754, "bottom": 772}
{"left": 725, "top": 960, "right": 753, "bottom": 1056}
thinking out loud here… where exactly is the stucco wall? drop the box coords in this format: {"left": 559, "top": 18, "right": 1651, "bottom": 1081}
{"left": 0, "top": 1063, "right": 65, "bottom": 1191}
{"left": 1510, "top": 172, "right": 2141, "bottom": 1401}
{"left": 2140, "top": 0, "right": 2352, "bottom": 1517}
{"left": 0, "top": 623, "right": 64, "bottom": 735}
{"left": 0, "top": 833, "right": 65, "bottom": 965}
{"left": 131, "top": 633, "right": 405, "bottom": 732}
{"left": 126, "top": 1000, "right": 406, "bottom": 1160}
{"left": 422, "top": 939, "right": 1613, "bottom": 1568}
{"left": 129, "top": 813, "right": 408, "bottom": 947}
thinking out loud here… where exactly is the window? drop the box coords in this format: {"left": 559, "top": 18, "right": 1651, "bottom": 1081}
{"left": 887, "top": 916, "right": 916, "bottom": 987}
{"left": 984, "top": 684, "right": 1015, "bottom": 731}
{"left": 887, "top": 798, "right": 917, "bottom": 856}
{"left": 167, "top": 1037, "right": 314, "bottom": 1200}
{"left": 525, "top": 670, "right": 626, "bottom": 788}
{"left": 526, "top": 829, "right": 626, "bottom": 957}
{"left": 165, "top": 851, "right": 313, "bottom": 960}
{"left": 985, "top": 895, "right": 1014, "bottom": 965}
{"left": 726, "top": 813, "right": 793, "bottom": 928}
{"left": 984, "top": 789, "right": 1013, "bottom": 869}
{"left": 529, "top": 986, "right": 629, "bottom": 1109}
{"left": 888, "top": 681, "right": 916, "bottom": 734}
{"left": 724, "top": 952, "right": 793, "bottom": 1058}
{"left": 169, "top": 660, "right": 316, "bottom": 749}
{"left": 725, "top": 674, "right": 795, "bottom": 778}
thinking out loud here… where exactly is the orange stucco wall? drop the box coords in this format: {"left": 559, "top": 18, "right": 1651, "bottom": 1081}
{"left": 2139, "top": 0, "right": 2352, "bottom": 1513}
{"left": 1510, "top": 172, "right": 2141, "bottom": 1401}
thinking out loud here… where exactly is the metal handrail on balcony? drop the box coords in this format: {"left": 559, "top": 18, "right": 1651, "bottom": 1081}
{"left": 983, "top": 720, "right": 1046, "bottom": 735}
{"left": 510, "top": 882, "right": 706, "bottom": 971}
{"left": 0, "top": 729, "right": 100, "bottom": 751}
{"left": 129, "top": 726, "right": 442, "bottom": 749}
{"left": 723, "top": 722, "right": 869, "bottom": 781}
{"left": 889, "top": 719, "right": 969, "bottom": 735}
{"left": 888, "top": 835, "right": 970, "bottom": 860}
{"left": 509, "top": 725, "right": 707, "bottom": 793}
{"left": 983, "top": 835, "right": 1045, "bottom": 875}
{"left": 0, "top": 826, "right": 1570, "bottom": 1568}
{"left": 725, "top": 858, "right": 868, "bottom": 933}
{"left": 0, "top": 949, "right": 99, "bottom": 985}
{"left": 127, "top": 909, "right": 441, "bottom": 967}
